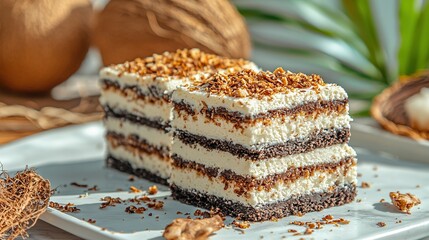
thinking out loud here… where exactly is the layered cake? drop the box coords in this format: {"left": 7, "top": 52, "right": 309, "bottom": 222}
{"left": 99, "top": 49, "right": 256, "bottom": 184}
{"left": 170, "top": 68, "right": 357, "bottom": 221}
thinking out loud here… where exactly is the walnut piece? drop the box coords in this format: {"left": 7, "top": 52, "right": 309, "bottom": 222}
{"left": 163, "top": 215, "right": 224, "bottom": 240}
{"left": 389, "top": 191, "right": 421, "bottom": 214}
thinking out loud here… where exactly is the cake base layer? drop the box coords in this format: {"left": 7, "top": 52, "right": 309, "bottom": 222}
{"left": 171, "top": 183, "right": 356, "bottom": 221}
{"left": 107, "top": 156, "right": 169, "bottom": 185}
{"left": 175, "top": 128, "right": 350, "bottom": 160}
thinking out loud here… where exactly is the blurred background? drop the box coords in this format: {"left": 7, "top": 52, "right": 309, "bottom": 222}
{"left": 1, "top": 0, "right": 428, "bottom": 143}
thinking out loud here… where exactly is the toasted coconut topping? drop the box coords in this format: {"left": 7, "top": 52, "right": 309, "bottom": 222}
{"left": 115, "top": 48, "right": 250, "bottom": 78}
{"left": 190, "top": 68, "right": 326, "bottom": 99}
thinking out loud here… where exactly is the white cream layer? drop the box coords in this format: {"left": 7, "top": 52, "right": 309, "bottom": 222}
{"left": 171, "top": 164, "right": 356, "bottom": 206}
{"left": 100, "top": 67, "right": 184, "bottom": 96}
{"left": 100, "top": 89, "right": 173, "bottom": 124}
{"left": 107, "top": 142, "right": 171, "bottom": 179}
{"left": 173, "top": 111, "right": 351, "bottom": 147}
{"left": 173, "top": 84, "right": 348, "bottom": 116}
{"left": 104, "top": 117, "right": 172, "bottom": 148}
{"left": 100, "top": 63, "right": 258, "bottom": 96}
{"left": 173, "top": 141, "right": 356, "bottom": 178}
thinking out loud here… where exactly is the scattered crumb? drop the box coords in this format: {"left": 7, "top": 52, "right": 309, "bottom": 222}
{"left": 147, "top": 201, "right": 164, "bottom": 210}
{"left": 129, "top": 186, "right": 142, "bottom": 193}
{"left": 373, "top": 166, "right": 378, "bottom": 171}
{"left": 304, "top": 228, "right": 313, "bottom": 235}
{"left": 396, "top": 220, "right": 402, "bottom": 224}
{"left": 232, "top": 220, "right": 250, "bottom": 229}
{"left": 148, "top": 185, "right": 158, "bottom": 195}
{"left": 361, "top": 182, "right": 370, "bottom": 188}
{"left": 128, "top": 176, "right": 135, "bottom": 182}
{"left": 163, "top": 215, "right": 224, "bottom": 240}
{"left": 88, "top": 185, "right": 98, "bottom": 191}
{"left": 100, "top": 196, "right": 122, "bottom": 209}
{"left": 356, "top": 199, "right": 362, "bottom": 203}
{"left": 49, "top": 202, "right": 80, "bottom": 213}
{"left": 380, "top": 199, "right": 385, "bottom": 203}
{"left": 87, "top": 219, "right": 96, "bottom": 224}
{"left": 177, "top": 211, "right": 183, "bottom": 215}
{"left": 416, "top": 185, "right": 421, "bottom": 188}
{"left": 70, "top": 182, "right": 88, "bottom": 188}
{"left": 357, "top": 173, "right": 362, "bottom": 177}
{"left": 377, "top": 189, "right": 381, "bottom": 192}
{"left": 389, "top": 191, "right": 421, "bottom": 214}
{"left": 376, "top": 222, "right": 386, "bottom": 227}
{"left": 79, "top": 193, "right": 89, "bottom": 198}
{"left": 125, "top": 205, "right": 147, "bottom": 214}
{"left": 288, "top": 229, "right": 297, "bottom": 233}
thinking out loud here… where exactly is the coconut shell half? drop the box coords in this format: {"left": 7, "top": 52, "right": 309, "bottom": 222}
{"left": 371, "top": 73, "right": 429, "bottom": 140}
{"left": 92, "top": 0, "right": 251, "bottom": 65}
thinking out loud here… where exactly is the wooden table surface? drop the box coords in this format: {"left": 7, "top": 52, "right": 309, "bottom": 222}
{"left": 26, "top": 221, "right": 82, "bottom": 240}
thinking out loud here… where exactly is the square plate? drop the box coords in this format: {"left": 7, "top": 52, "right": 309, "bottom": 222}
{"left": 1, "top": 122, "right": 429, "bottom": 240}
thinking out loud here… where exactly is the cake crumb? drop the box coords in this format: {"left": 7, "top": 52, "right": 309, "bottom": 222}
{"left": 304, "top": 228, "right": 313, "bottom": 235}
{"left": 129, "top": 186, "right": 142, "bottom": 193}
{"left": 232, "top": 220, "right": 251, "bottom": 229}
{"left": 148, "top": 185, "right": 158, "bottom": 195}
{"left": 70, "top": 182, "right": 88, "bottom": 188}
{"left": 125, "top": 205, "right": 147, "bottom": 214}
{"left": 49, "top": 202, "right": 80, "bottom": 213}
{"left": 361, "top": 182, "right": 370, "bottom": 188}
{"left": 87, "top": 219, "right": 96, "bottom": 224}
{"left": 389, "top": 191, "right": 421, "bottom": 214}
{"left": 128, "top": 176, "right": 135, "bottom": 182}
{"left": 163, "top": 215, "right": 224, "bottom": 240}
{"left": 288, "top": 229, "right": 297, "bottom": 233}
{"left": 380, "top": 198, "right": 385, "bottom": 203}
{"left": 147, "top": 201, "right": 164, "bottom": 210}
{"left": 100, "top": 196, "right": 122, "bottom": 209}
{"left": 376, "top": 222, "right": 386, "bottom": 227}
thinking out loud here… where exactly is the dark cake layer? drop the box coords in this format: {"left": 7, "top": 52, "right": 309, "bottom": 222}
{"left": 175, "top": 128, "right": 350, "bottom": 160}
{"left": 172, "top": 155, "right": 356, "bottom": 195}
{"left": 103, "top": 105, "right": 170, "bottom": 131}
{"left": 171, "top": 183, "right": 356, "bottom": 221}
{"left": 107, "top": 133, "right": 170, "bottom": 160}
{"left": 101, "top": 79, "right": 169, "bottom": 100}
{"left": 107, "top": 156, "right": 169, "bottom": 185}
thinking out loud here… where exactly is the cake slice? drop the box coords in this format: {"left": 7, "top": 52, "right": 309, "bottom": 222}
{"left": 99, "top": 49, "right": 256, "bottom": 184}
{"left": 170, "top": 68, "right": 357, "bottom": 221}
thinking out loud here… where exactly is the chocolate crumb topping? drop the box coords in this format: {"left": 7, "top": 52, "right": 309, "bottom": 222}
{"left": 115, "top": 48, "right": 250, "bottom": 78}
{"left": 190, "top": 68, "right": 326, "bottom": 99}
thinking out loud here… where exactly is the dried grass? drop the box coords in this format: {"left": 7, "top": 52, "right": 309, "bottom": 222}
{"left": 0, "top": 168, "right": 52, "bottom": 240}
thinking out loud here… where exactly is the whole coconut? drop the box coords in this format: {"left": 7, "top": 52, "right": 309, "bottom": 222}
{"left": 92, "top": 0, "right": 251, "bottom": 65}
{"left": 0, "top": 0, "right": 92, "bottom": 94}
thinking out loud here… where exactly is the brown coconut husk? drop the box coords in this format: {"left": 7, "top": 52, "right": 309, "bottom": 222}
{"left": 0, "top": 169, "right": 52, "bottom": 239}
{"left": 371, "top": 73, "right": 429, "bottom": 140}
{"left": 92, "top": 0, "right": 251, "bottom": 65}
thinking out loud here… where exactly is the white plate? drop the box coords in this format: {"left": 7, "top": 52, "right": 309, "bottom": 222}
{"left": 1, "top": 122, "right": 429, "bottom": 240}
{"left": 351, "top": 118, "right": 429, "bottom": 164}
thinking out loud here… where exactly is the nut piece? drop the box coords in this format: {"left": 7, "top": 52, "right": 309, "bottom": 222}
{"left": 148, "top": 185, "right": 158, "bottom": 195}
{"left": 389, "top": 191, "right": 421, "bottom": 214}
{"left": 163, "top": 215, "right": 224, "bottom": 240}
